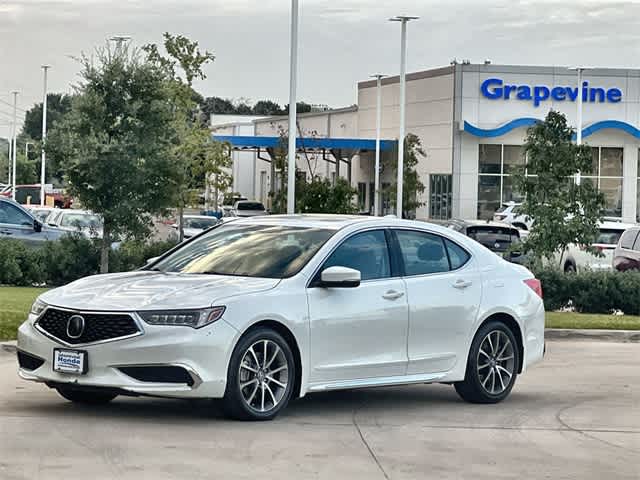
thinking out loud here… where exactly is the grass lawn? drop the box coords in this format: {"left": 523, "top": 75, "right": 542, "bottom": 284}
{"left": 1, "top": 287, "right": 640, "bottom": 341}
{"left": 545, "top": 311, "right": 640, "bottom": 330}
{"left": 0, "top": 287, "right": 49, "bottom": 340}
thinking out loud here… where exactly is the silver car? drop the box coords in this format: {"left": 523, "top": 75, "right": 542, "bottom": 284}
{"left": 46, "top": 209, "right": 103, "bottom": 239}
{"left": 227, "top": 200, "right": 268, "bottom": 217}
{"left": 0, "top": 198, "right": 66, "bottom": 246}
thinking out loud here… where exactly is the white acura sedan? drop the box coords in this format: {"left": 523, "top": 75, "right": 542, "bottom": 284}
{"left": 17, "top": 215, "right": 545, "bottom": 420}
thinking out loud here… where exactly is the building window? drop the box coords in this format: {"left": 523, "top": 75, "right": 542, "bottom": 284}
{"left": 429, "top": 174, "right": 452, "bottom": 220}
{"left": 585, "top": 147, "right": 623, "bottom": 218}
{"left": 477, "top": 144, "right": 525, "bottom": 219}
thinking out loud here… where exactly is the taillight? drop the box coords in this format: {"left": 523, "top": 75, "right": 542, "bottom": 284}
{"left": 524, "top": 278, "right": 543, "bottom": 298}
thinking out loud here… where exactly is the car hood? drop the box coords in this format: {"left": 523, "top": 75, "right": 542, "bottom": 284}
{"left": 40, "top": 271, "right": 280, "bottom": 311}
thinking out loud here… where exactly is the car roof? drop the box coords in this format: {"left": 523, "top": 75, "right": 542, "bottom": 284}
{"left": 600, "top": 221, "right": 637, "bottom": 230}
{"left": 436, "top": 218, "right": 517, "bottom": 229}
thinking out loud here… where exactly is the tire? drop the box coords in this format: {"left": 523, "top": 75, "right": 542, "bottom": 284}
{"left": 222, "top": 327, "right": 295, "bottom": 421}
{"left": 564, "top": 263, "right": 577, "bottom": 274}
{"left": 455, "top": 321, "right": 520, "bottom": 404}
{"left": 55, "top": 386, "right": 117, "bottom": 405}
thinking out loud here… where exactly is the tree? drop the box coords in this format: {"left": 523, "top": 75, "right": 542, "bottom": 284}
{"left": 144, "top": 33, "right": 224, "bottom": 242}
{"left": 383, "top": 133, "right": 426, "bottom": 218}
{"left": 283, "top": 102, "right": 312, "bottom": 114}
{"left": 200, "top": 96, "right": 236, "bottom": 118}
{"left": 512, "top": 110, "right": 605, "bottom": 264}
{"left": 253, "top": 100, "right": 283, "bottom": 116}
{"left": 21, "top": 94, "right": 73, "bottom": 141}
{"left": 47, "top": 43, "right": 177, "bottom": 273}
{"left": 296, "top": 176, "right": 358, "bottom": 214}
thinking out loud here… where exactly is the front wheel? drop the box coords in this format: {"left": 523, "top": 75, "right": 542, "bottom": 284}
{"left": 56, "top": 386, "right": 117, "bottom": 405}
{"left": 455, "top": 321, "right": 519, "bottom": 404}
{"left": 222, "top": 328, "right": 295, "bottom": 421}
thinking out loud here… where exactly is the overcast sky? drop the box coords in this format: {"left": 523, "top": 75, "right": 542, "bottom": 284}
{"left": 1, "top": 0, "right": 640, "bottom": 139}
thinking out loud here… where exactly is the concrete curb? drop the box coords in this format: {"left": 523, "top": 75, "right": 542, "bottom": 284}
{"left": 545, "top": 328, "right": 640, "bottom": 343}
{"left": 1, "top": 341, "right": 16, "bottom": 354}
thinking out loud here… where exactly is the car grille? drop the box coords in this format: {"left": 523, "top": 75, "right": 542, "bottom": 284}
{"left": 36, "top": 308, "right": 140, "bottom": 345}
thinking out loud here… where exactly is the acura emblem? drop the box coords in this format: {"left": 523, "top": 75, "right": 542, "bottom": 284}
{"left": 66, "top": 315, "right": 85, "bottom": 339}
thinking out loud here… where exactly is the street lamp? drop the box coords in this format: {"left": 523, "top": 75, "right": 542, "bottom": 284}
{"left": 10, "top": 91, "right": 18, "bottom": 200}
{"left": 287, "top": 0, "right": 299, "bottom": 214}
{"left": 40, "top": 65, "right": 50, "bottom": 206}
{"left": 109, "top": 35, "right": 131, "bottom": 50}
{"left": 370, "top": 74, "right": 387, "bottom": 216}
{"left": 569, "top": 66, "right": 590, "bottom": 185}
{"left": 389, "top": 15, "right": 419, "bottom": 218}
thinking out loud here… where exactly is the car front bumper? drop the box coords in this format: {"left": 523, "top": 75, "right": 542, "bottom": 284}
{"left": 17, "top": 313, "right": 238, "bottom": 399}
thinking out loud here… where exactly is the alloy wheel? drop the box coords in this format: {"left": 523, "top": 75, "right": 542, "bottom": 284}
{"left": 238, "top": 339, "right": 290, "bottom": 413}
{"left": 476, "top": 330, "right": 516, "bottom": 395}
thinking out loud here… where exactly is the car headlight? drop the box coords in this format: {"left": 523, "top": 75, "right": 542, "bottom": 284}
{"left": 137, "top": 307, "right": 226, "bottom": 329}
{"left": 30, "top": 298, "right": 48, "bottom": 317}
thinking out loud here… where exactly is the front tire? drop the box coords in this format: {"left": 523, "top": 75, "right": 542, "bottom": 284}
{"left": 222, "top": 328, "right": 295, "bottom": 421}
{"left": 55, "top": 386, "right": 117, "bottom": 405}
{"left": 455, "top": 321, "right": 519, "bottom": 404}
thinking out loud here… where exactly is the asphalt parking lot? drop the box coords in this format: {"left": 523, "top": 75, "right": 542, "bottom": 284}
{"left": 1, "top": 340, "right": 638, "bottom": 480}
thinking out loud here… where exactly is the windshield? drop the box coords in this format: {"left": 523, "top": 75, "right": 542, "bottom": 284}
{"left": 467, "top": 226, "right": 519, "bottom": 252}
{"left": 184, "top": 217, "right": 219, "bottom": 229}
{"left": 60, "top": 212, "right": 103, "bottom": 229}
{"left": 30, "top": 209, "right": 51, "bottom": 222}
{"left": 596, "top": 228, "right": 624, "bottom": 245}
{"left": 237, "top": 202, "right": 265, "bottom": 211}
{"left": 152, "top": 224, "right": 335, "bottom": 278}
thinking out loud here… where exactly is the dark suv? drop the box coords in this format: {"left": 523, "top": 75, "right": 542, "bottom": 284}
{"left": 613, "top": 226, "right": 640, "bottom": 271}
{"left": 0, "top": 197, "right": 66, "bottom": 246}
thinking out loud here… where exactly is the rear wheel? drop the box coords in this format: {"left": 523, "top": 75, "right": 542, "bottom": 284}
{"left": 222, "top": 328, "right": 295, "bottom": 421}
{"left": 455, "top": 321, "right": 519, "bottom": 404}
{"left": 564, "top": 262, "right": 577, "bottom": 273}
{"left": 55, "top": 386, "right": 117, "bottom": 405}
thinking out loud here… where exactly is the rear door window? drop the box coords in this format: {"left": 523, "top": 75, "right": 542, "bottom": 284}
{"left": 619, "top": 229, "right": 639, "bottom": 250}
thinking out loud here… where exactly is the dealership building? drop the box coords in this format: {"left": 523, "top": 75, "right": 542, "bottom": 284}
{"left": 213, "top": 63, "right": 640, "bottom": 223}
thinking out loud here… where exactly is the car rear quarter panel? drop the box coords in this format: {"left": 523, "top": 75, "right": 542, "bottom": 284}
{"left": 472, "top": 260, "right": 544, "bottom": 373}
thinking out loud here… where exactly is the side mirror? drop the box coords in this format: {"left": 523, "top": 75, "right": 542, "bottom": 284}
{"left": 318, "top": 266, "right": 361, "bottom": 288}
{"left": 34, "top": 220, "right": 42, "bottom": 233}
{"left": 146, "top": 256, "right": 160, "bottom": 265}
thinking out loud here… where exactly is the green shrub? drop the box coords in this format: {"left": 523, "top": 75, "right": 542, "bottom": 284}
{"left": 0, "top": 239, "right": 44, "bottom": 286}
{"left": 0, "top": 236, "right": 177, "bottom": 287}
{"left": 40, "top": 234, "right": 101, "bottom": 286}
{"left": 534, "top": 267, "right": 640, "bottom": 315}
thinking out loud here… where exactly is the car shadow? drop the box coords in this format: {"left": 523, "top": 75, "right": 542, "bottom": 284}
{"left": 17, "top": 383, "right": 549, "bottom": 423}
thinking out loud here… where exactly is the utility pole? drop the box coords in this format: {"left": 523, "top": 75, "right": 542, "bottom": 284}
{"left": 10, "top": 91, "right": 18, "bottom": 200}
{"left": 389, "top": 15, "right": 418, "bottom": 218}
{"left": 41, "top": 65, "right": 50, "bottom": 205}
{"left": 109, "top": 35, "right": 131, "bottom": 50}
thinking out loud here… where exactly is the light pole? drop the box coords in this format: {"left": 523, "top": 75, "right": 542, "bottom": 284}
{"left": 371, "top": 74, "right": 386, "bottom": 216}
{"left": 287, "top": 0, "right": 299, "bottom": 214}
{"left": 389, "top": 15, "right": 418, "bottom": 218}
{"left": 7, "top": 122, "right": 12, "bottom": 185}
{"left": 109, "top": 35, "right": 131, "bottom": 50}
{"left": 569, "top": 67, "right": 587, "bottom": 185}
{"left": 10, "top": 91, "right": 18, "bottom": 200}
{"left": 40, "top": 65, "right": 50, "bottom": 206}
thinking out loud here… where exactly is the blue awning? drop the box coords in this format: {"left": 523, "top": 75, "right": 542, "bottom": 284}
{"left": 213, "top": 135, "right": 397, "bottom": 152}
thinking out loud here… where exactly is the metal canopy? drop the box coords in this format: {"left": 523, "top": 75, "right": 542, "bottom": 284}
{"left": 212, "top": 135, "right": 397, "bottom": 152}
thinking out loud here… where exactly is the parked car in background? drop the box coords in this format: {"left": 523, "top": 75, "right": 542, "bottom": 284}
{"left": 0, "top": 197, "right": 66, "bottom": 246}
{"left": 559, "top": 221, "right": 635, "bottom": 272}
{"left": 24, "top": 205, "right": 57, "bottom": 223}
{"left": 439, "top": 219, "right": 527, "bottom": 264}
{"left": 17, "top": 215, "right": 544, "bottom": 420}
{"left": 46, "top": 209, "right": 103, "bottom": 239}
{"left": 227, "top": 200, "right": 268, "bottom": 217}
{"left": 172, "top": 215, "right": 220, "bottom": 239}
{"left": 493, "top": 202, "right": 533, "bottom": 231}
{"left": 612, "top": 226, "right": 640, "bottom": 271}
{"left": 221, "top": 194, "right": 248, "bottom": 216}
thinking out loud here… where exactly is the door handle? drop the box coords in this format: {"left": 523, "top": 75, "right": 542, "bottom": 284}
{"left": 382, "top": 290, "right": 404, "bottom": 300}
{"left": 452, "top": 279, "right": 472, "bottom": 289}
